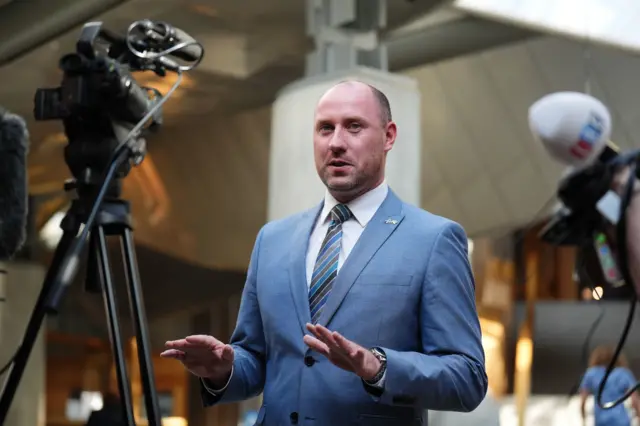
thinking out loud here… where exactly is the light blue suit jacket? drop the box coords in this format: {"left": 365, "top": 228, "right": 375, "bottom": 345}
{"left": 202, "top": 189, "right": 487, "bottom": 425}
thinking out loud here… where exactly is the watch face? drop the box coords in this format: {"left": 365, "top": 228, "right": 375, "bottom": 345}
{"left": 371, "top": 348, "right": 386, "bottom": 361}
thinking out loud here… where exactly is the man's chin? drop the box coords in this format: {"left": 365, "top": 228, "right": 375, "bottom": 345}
{"left": 326, "top": 178, "right": 356, "bottom": 192}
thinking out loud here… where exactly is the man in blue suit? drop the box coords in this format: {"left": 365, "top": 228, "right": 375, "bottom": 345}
{"left": 162, "top": 80, "right": 487, "bottom": 425}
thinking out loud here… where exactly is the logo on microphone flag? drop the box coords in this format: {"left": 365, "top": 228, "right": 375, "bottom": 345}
{"left": 570, "top": 113, "right": 604, "bottom": 159}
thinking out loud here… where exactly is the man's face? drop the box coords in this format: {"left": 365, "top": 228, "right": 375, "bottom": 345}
{"left": 313, "top": 83, "right": 396, "bottom": 202}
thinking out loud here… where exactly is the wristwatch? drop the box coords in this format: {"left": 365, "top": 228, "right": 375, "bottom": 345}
{"left": 365, "top": 347, "right": 387, "bottom": 384}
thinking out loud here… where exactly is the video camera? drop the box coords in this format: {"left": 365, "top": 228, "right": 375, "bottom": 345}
{"left": 32, "top": 20, "right": 201, "bottom": 193}
{"left": 0, "top": 20, "right": 204, "bottom": 426}
{"left": 530, "top": 91, "right": 640, "bottom": 411}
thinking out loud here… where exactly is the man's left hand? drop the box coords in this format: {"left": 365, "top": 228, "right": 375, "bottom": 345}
{"left": 304, "top": 323, "right": 381, "bottom": 381}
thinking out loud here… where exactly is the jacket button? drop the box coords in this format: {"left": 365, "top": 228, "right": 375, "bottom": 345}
{"left": 290, "top": 411, "right": 299, "bottom": 424}
{"left": 304, "top": 355, "right": 315, "bottom": 367}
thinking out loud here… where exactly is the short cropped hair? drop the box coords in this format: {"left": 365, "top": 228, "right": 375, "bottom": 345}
{"left": 335, "top": 80, "right": 392, "bottom": 125}
{"left": 367, "top": 84, "right": 392, "bottom": 125}
{"left": 589, "top": 345, "right": 628, "bottom": 368}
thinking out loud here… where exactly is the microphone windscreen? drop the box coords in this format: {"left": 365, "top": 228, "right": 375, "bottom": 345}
{"left": 529, "top": 91, "right": 611, "bottom": 168}
{"left": 0, "top": 110, "right": 30, "bottom": 259}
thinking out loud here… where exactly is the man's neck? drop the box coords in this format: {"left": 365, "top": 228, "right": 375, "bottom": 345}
{"left": 329, "top": 178, "right": 385, "bottom": 204}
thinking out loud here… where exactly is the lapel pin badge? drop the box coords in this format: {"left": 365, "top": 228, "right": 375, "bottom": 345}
{"left": 385, "top": 218, "right": 398, "bottom": 225}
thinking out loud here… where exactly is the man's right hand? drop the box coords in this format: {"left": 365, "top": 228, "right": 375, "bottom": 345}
{"left": 161, "top": 335, "right": 234, "bottom": 387}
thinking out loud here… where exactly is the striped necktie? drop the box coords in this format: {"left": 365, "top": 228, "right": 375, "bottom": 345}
{"left": 309, "top": 204, "right": 352, "bottom": 324}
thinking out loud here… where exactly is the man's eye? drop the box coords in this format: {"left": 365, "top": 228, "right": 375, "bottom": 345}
{"left": 348, "top": 122, "right": 361, "bottom": 130}
{"left": 319, "top": 125, "right": 333, "bottom": 132}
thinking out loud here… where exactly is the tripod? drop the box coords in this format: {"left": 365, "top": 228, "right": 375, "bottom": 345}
{"left": 0, "top": 179, "right": 162, "bottom": 426}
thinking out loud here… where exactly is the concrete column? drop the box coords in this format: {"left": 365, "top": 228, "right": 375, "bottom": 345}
{"left": 0, "top": 261, "right": 46, "bottom": 426}
{"left": 306, "top": 0, "right": 388, "bottom": 76}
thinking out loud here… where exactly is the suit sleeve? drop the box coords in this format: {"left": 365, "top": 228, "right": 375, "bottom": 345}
{"left": 200, "top": 227, "right": 267, "bottom": 406}
{"left": 378, "top": 221, "right": 488, "bottom": 411}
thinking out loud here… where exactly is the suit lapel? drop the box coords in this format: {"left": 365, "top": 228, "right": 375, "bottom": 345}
{"left": 316, "top": 190, "right": 405, "bottom": 328}
{"left": 288, "top": 203, "right": 323, "bottom": 334}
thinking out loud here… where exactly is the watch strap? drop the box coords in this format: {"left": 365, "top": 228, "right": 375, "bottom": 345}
{"left": 365, "top": 347, "right": 387, "bottom": 384}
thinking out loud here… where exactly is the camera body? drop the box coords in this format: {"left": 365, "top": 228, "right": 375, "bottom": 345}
{"left": 34, "top": 53, "right": 155, "bottom": 124}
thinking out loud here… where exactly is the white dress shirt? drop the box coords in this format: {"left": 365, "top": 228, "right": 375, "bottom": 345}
{"left": 204, "top": 181, "right": 389, "bottom": 395}
{"left": 306, "top": 181, "right": 389, "bottom": 285}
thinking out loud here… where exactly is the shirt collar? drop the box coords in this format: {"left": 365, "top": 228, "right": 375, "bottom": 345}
{"left": 320, "top": 181, "right": 389, "bottom": 228}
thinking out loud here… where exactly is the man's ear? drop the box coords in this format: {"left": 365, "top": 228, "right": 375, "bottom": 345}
{"left": 384, "top": 121, "right": 397, "bottom": 152}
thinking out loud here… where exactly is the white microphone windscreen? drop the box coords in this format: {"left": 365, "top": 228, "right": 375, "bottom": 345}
{"left": 529, "top": 91, "right": 611, "bottom": 168}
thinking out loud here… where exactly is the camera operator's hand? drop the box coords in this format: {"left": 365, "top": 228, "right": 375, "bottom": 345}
{"left": 161, "top": 335, "right": 234, "bottom": 387}
{"left": 612, "top": 166, "right": 640, "bottom": 197}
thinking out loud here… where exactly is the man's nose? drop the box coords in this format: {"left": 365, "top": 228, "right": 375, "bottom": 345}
{"left": 328, "top": 128, "right": 347, "bottom": 151}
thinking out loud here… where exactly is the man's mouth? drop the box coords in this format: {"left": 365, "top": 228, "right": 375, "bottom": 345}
{"left": 328, "top": 160, "right": 351, "bottom": 167}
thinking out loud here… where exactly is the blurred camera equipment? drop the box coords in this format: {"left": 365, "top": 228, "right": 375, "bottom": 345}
{"left": 529, "top": 91, "right": 640, "bottom": 411}
{"left": 0, "top": 20, "right": 204, "bottom": 426}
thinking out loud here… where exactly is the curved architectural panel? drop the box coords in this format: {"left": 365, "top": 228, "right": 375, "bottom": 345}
{"left": 406, "top": 35, "right": 640, "bottom": 237}
{"left": 128, "top": 108, "right": 272, "bottom": 271}
{"left": 454, "top": 0, "right": 640, "bottom": 53}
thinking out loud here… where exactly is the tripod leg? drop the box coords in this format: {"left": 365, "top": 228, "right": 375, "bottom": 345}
{"left": 120, "top": 227, "right": 162, "bottom": 426}
{"left": 0, "top": 230, "right": 76, "bottom": 423}
{"left": 93, "top": 226, "right": 136, "bottom": 426}
{"left": 84, "top": 232, "right": 103, "bottom": 294}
